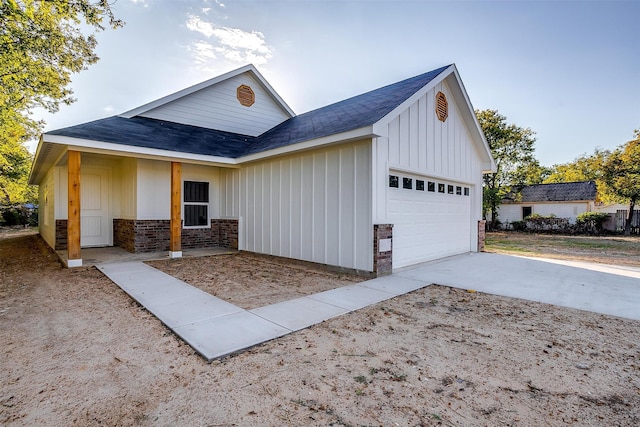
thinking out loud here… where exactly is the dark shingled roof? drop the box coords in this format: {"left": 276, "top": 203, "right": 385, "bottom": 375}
{"left": 505, "top": 181, "right": 597, "bottom": 202}
{"left": 47, "top": 116, "right": 254, "bottom": 158}
{"left": 45, "top": 66, "right": 450, "bottom": 158}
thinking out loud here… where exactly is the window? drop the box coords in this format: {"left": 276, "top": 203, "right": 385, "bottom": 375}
{"left": 522, "top": 206, "right": 532, "bottom": 219}
{"left": 184, "top": 181, "right": 209, "bottom": 227}
{"left": 428, "top": 181, "right": 435, "bottom": 192}
{"left": 448, "top": 185, "right": 454, "bottom": 194}
{"left": 389, "top": 175, "right": 399, "bottom": 188}
{"left": 416, "top": 180, "right": 425, "bottom": 191}
{"left": 403, "top": 177, "right": 413, "bottom": 189}
{"left": 456, "top": 186, "right": 462, "bottom": 195}
{"left": 464, "top": 187, "right": 470, "bottom": 196}
{"left": 438, "top": 183, "right": 445, "bottom": 193}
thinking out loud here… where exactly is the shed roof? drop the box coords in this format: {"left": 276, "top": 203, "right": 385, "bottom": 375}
{"left": 43, "top": 65, "right": 450, "bottom": 159}
{"left": 505, "top": 181, "right": 597, "bottom": 203}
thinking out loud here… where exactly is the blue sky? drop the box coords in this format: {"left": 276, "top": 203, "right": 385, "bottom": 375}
{"left": 32, "top": 0, "right": 639, "bottom": 167}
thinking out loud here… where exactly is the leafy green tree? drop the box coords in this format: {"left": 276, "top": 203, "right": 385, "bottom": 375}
{"left": 476, "top": 109, "right": 538, "bottom": 229}
{"left": 602, "top": 130, "right": 640, "bottom": 235}
{"left": 544, "top": 148, "right": 617, "bottom": 203}
{"left": 0, "top": 0, "right": 123, "bottom": 205}
{"left": 511, "top": 159, "right": 551, "bottom": 186}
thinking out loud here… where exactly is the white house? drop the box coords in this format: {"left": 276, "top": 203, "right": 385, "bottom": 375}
{"left": 29, "top": 64, "right": 495, "bottom": 273}
{"left": 497, "top": 181, "right": 597, "bottom": 225}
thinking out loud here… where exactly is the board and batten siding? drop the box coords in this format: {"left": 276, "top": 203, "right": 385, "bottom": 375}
{"left": 219, "top": 168, "right": 240, "bottom": 218}
{"left": 139, "top": 73, "right": 290, "bottom": 136}
{"left": 38, "top": 167, "right": 56, "bottom": 249}
{"left": 238, "top": 141, "right": 373, "bottom": 272}
{"left": 373, "top": 80, "right": 483, "bottom": 224}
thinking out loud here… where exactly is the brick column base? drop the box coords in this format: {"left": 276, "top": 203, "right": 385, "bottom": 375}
{"left": 55, "top": 219, "right": 68, "bottom": 250}
{"left": 373, "top": 224, "right": 393, "bottom": 276}
{"left": 478, "top": 220, "right": 486, "bottom": 252}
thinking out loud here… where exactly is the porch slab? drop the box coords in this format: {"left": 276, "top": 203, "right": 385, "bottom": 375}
{"left": 250, "top": 297, "right": 350, "bottom": 331}
{"left": 58, "top": 246, "right": 235, "bottom": 268}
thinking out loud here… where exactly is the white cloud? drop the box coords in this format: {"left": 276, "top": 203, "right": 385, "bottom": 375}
{"left": 130, "top": 0, "right": 149, "bottom": 7}
{"left": 215, "top": 0, "right": 226, "bottom": 8}
{"left": 202, "top": 7, "right": 211, "bottom": 15}
{"left": 185, "top": 15, "right": 273, "bottom": 66}
{"left": 188, "top": 40, "right": 218, "bottom": 64}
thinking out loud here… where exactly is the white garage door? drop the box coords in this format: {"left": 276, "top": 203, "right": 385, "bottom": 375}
{"left": 387, "top": 178, "right": 472, "bottom": 269}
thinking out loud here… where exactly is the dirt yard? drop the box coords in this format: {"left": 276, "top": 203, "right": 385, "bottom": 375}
{"left": 2, "top": 229, "right": 639, "bottom": 426}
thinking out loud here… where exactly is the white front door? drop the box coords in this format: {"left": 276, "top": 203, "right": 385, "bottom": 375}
{"left": 81, "top": 167, "right": 111, "bottom": 247}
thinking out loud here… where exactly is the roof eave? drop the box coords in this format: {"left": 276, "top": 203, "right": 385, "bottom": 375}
{"left": 238, "top": 126, "right": 376, "bottom": 164}
{"left": 40, "top": 134, "right": 241, "bottom": 167}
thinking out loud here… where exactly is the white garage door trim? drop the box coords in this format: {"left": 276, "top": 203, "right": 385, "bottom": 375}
{"left": 387, "top": 174, "right": 472, "bottom": 269}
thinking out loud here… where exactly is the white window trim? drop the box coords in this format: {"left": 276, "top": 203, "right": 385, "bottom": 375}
{"left": 183, "top": 180, "right": 211, "bottom": 229}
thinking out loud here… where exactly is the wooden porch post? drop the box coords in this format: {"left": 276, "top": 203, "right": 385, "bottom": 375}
{"left": 170, "top": 161, "right": 182, "bottom": 258}
{"left": 67, "top": 150, "right": 82, "bottom": 267}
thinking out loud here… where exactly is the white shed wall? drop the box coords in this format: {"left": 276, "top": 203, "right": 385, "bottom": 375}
{"left": 496, "top": 204, "right": 522, "bottom": 225}
{"left": 140, "top": 73, "right": 290, "bottom": 136}
{"left": 240, "top": 140, "right": 372, "bottom": 271}
{"left": 498, "top": 202, "right": 592, "bottom": 224}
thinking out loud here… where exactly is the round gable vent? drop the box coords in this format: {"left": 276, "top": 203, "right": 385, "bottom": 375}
{"left": 237, "top": 84, "right": 255, "bottom": 107}
{"left": 435, "top": 91, "right": 448, "bottom": 122}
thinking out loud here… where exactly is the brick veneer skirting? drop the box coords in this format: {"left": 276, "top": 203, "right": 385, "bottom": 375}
{"left": 478, "top": 220, "right": 486, "bottom": 252}
{"left": 213, "top": 219, "right": 239, "bottom": 250}
{"left": 113, "top": 219, "right": 238, "bottom": 253}
{"left": 373, "top": 224, "right": 393, "bottom": 276}
{"left": 55, "top": 219, "right": 68, "bottom": 250}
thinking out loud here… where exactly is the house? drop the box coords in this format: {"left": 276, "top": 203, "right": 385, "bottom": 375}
{"left": 497, "top": 181, "right": 597, "bottom": 226}
{"left": 29, "top": 64, "right": 495, "bottom": 273}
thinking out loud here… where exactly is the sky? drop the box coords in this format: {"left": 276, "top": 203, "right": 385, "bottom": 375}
{"left": 31, "top": 0, "right": 639, "bottom": 167}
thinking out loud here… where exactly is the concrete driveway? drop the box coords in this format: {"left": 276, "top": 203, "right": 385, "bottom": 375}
{"left": 395, "top": 252, "right": 640, "bottom": 321}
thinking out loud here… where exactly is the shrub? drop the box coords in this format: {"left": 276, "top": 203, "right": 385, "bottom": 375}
{"left": 511, "top": 220, "right": 526, "bottom": 231}
{"left": 576, "top": 212, "right": 610, "bottom": 234}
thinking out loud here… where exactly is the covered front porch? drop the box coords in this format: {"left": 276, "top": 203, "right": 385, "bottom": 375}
{"left": 37, "top": 148, "right": 240, "bottom": 268}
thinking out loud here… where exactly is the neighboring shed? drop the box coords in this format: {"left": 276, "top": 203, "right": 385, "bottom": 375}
{"left": 498, "top": 181, "right": 597, "bottom": 225}
{"left": 30, "top": 64, "right": 495, "bottom": 272}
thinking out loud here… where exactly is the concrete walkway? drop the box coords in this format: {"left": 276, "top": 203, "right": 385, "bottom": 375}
{"left": 97, "top": 262, "right": 428, "bottom": 361}
{"left": 98, "top": 252, "right": 640, "bottom": 361}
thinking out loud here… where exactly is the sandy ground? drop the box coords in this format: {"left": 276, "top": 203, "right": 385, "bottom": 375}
{"left": 1, "top": 229, "right": 639, "bottom": 426}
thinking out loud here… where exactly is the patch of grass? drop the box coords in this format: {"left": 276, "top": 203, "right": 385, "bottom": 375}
{"left": 354, "top": 375, "right": 368, "bottom": 384}
{"left": 484, "top": 232, "right": 640, "bottom": 267}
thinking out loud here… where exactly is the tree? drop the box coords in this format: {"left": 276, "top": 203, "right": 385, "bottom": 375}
{"left": 544, "top": 148, "right": 617, "bottom": 203}
{"left": 602, "top": 130, "right": 640, "bottom": 235}
{"left": 476, "top": 109, "right": 538, "bottom": 229}
{"left": 0, "top": 0, "right": 123, "bottom": 205}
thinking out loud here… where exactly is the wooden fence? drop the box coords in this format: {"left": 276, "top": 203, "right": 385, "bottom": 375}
{"left": 616, "top": 210, "right": 640, "bottom": 234}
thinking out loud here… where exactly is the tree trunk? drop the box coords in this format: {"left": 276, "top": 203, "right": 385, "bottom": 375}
{"left": 623, "top": 198, "right": 636, "bottom": 236}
